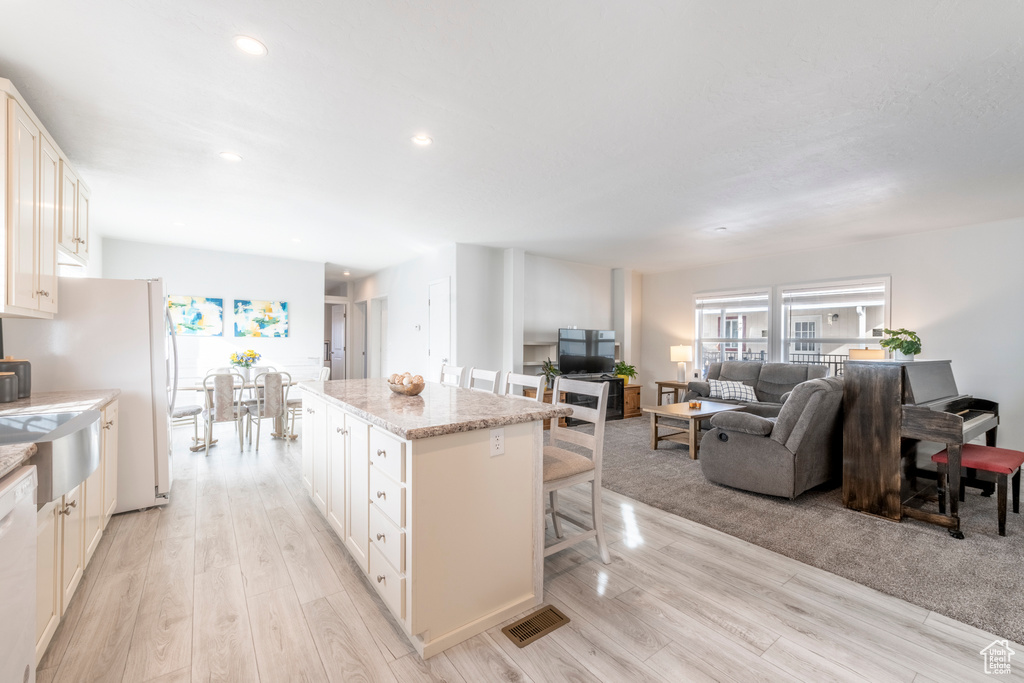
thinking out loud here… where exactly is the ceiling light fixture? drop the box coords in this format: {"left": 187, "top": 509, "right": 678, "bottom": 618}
{"left": 219, "top": 151, "right": 243, "bottom": 162}
{"left": 234, "top": 36, "right": 268, "bottom": 56}
{"left": 343, "top": 271, "right": 351, "bottom": 276}
{"left": 715, "top": 226, "right": 728, "bottom": 232}
{"left": 411, "top": 134, "right": 433, "bottom": 146}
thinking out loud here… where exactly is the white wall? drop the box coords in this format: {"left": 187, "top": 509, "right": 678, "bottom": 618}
{"left": 102, "top": 238, "right": 325, "bottom": 383}
{"left": 352, "top": 244, "right": 455, "bottom": 378}
{"left": 456, "top": 244, "right": 505, "bottom": 374}
{"left": 641, "top": 219, "right": 1024, "bottom": 448}
{"left": 524, "top": 254, "right": 613, "bottom": 340}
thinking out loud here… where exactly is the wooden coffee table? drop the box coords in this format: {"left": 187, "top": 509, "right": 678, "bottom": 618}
{"left": 642, "top": 400, "right": 744, "bottom": 459}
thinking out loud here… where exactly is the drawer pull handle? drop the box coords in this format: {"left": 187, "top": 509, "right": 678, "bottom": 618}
{"left": 376, "top": 575, "right": 386, "bottom": 584}
{"left": 337, "top": 427, "right": 348, "bottom": 434}
{"left": 103, "top": 420, "right": 114, "bottom": 430}
{"left": 376, "top": 448, "right": 386, "bottom": 458}
{"left": 376, "top": 533, "right": 385, "bottom": 541}
{"left": 376, "top": 491, "right": 386, "bottom": 500}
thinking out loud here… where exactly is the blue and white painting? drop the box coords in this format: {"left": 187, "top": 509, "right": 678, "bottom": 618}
{"left": 167, "top": 296, "right": 223, "bottom": 336}
{"left": 234, "top": 300, "right": 289, "bottom": 337}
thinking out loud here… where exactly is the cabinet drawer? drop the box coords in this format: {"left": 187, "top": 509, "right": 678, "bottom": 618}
{"left": 369, "top": 503, "right": 405, "bottom": 573}
{"left": 369, "top": 466, "right": 405, "bottom": 527}
{"left": 369, "top": 544, "right": 405, "bottom": 621}
{"left": 370, "top": 428, "right": 406, "bottom": 483}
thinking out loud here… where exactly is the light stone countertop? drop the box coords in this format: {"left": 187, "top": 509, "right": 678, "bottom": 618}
{"left": 298, "top": 379, "right": 572, "bottom": 440}
{"left": 0, "top": 389, "right": 120, "bottom": 480}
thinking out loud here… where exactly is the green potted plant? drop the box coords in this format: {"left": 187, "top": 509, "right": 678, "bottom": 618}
{"left": 879, "top": 328, "right": 922, "bottom": 361}
{"left": 541, "top": 357, "right": 561, "bottom": 384}
{"left": 613, "top": 360, "right": 638, "bottom": 385}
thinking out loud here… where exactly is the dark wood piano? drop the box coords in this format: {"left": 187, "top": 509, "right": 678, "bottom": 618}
{"left": 843, "top": 359, "right": 999, "bottom": 537}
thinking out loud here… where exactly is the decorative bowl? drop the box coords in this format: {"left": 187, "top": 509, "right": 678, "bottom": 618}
{"left": 388, "top": 381, "right": 425, "bottom": 396}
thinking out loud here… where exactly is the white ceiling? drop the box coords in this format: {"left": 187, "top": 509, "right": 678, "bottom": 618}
{"left": 2, "top": 2, "right": 1024, "bottom": 275}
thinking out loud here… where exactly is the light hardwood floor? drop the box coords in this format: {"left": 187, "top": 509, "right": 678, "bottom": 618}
{"left": 38, "top": 421, "right": 1024, "bottom": 682}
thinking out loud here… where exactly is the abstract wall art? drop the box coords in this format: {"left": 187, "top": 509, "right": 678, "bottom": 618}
{"left": 234, "top": 299, "right": 289, "bottom": 337}
{"left": 167, "top": 296, "right": 224, "bottom": 336}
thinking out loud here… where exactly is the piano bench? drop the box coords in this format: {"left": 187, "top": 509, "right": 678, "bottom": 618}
{"left": 932, "top": 445, "right": 1024, "bottom": 537}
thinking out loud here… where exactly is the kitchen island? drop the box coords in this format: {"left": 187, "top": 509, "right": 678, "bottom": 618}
{"left": 297, "top": 378, "right": 571, "bottom": 658}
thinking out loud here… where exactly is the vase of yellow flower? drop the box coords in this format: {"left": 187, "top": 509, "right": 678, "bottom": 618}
{"left": 230, "top": 349, "right": 261, "bottom": 382}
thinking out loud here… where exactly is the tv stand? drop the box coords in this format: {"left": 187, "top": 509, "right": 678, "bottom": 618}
{"left": 560, "top": 374, "right": 625, "bottom": 426}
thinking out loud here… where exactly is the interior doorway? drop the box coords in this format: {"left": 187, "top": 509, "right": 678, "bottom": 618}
{"left": 352, "top": 301, "right": 367, "bottom": 379}
{"left": 329, "top": 304, "right": 346, "bottom": 380}
{"left": 368, "top": 296, "right": 388, "bottom": 378}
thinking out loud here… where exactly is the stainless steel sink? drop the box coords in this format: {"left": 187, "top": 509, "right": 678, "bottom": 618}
{"left": 0, "top": 411, "right": 102, "bottom": 507}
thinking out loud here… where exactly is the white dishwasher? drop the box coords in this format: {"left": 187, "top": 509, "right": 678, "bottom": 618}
{"left": 0, "top": 466, "right": 37, "bottom": 683}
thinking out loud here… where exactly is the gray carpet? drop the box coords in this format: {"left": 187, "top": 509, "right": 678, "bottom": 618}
{"left": 595, "top": 416, "right": 1024, "bottom": 644}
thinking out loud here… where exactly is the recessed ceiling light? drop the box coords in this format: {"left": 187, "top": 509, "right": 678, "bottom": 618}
{"left": 715, "top": 226, "right": 728, "bottom": 232}
{"left": 411, "top": 134, "right": 433, "bottom": 146}
{"left": 234, "top": 36, "right": 268, "bottom": 56}
{"left": 219, "top": 151, "right": 243, "bottom": 162}
{"left": 343, "top": 271, "right": 351, "bottom": 276}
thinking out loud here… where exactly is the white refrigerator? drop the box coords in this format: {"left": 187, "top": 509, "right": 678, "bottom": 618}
{"left": 4, "top": 277, "right": 176, "bottom": 512}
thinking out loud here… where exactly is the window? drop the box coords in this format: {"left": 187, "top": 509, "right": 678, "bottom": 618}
{"left": 780, "top": 278, "right": 890, "bottom": 376}
{"left": 694, "top": 290, "right": 771, "bottom": 377}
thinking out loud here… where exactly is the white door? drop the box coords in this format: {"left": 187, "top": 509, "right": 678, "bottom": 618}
{"left": 330, "top": 304, "right": 346, "bottom": 380}
{"left": 351, "top": 302, "right": 367, "bottom": 379}
{"left": 368, "top": 297, "right": 388, "bottom": 378}
{"left": 428, "top": 278, "right": 451, "bottom": 383}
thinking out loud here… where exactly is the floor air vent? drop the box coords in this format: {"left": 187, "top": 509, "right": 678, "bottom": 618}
{"left": 501, "top": 605, "right": 570, "bottom": 647}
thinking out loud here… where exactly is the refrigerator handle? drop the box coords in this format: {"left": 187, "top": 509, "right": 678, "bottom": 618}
{"left": 166, "top": 308, "right": 179, "bottom": 415}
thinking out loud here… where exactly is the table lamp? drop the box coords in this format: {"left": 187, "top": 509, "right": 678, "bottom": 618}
{"left": 670, "top": 345, "right": 693, "bottom": 381}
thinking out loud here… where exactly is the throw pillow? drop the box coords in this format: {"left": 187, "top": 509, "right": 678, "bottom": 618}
{"left": 709, "top": 379, "right": 758, "bottom": 402}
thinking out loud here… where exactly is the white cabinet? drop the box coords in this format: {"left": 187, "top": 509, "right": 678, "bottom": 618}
{"left": 345, "top": 414, "right": 370, "bottom": 573}
{"left": 59, "top": 484, "right": 83, "bottom": 616}
{"left": 83, "top": 464, "right": 103, "bottom": 565}
{"left": 301, "top": 394, "right": 325, "bottom": 498}
{"left": 35, "top": 501, "right": 60, "bottom": 663}
{"left": 102, "top": 400, "right": 118, "bottom": 525}
{"left": 326, "top": 405, "right": 347, "bottom": 539}
{"left": 1, "top": 78, "right": 89, "bottom": 319}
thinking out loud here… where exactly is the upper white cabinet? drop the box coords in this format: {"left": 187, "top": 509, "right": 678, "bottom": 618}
{"left": 2, "top": 78, "right": 89, "bottom": 318}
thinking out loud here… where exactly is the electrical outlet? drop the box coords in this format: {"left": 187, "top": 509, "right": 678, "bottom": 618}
{"left": 490, "top": 428, "right": 505, "bottom": 456}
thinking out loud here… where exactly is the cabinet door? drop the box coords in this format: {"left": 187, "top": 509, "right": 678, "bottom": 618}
{"left": 300, "top": 396, "right": 320, "bottom": 495}
{"left": 37, "top": 135, "right": 59, "bottom": 313}
{"left": 59, "top": 485, "right": 84, "bottom": 615}
{"left": 312, "top": 400, "right": 329, "bottom": 515}
{"left": 325, "top": 406, "right": 346, "bottom": 537}
{"left": 36, "top": 501, "right": 60, "bottom": 663}
{"left": 83, "top": 461, "right": 103, "bottom": 565}
{"left": 58, "top": 161, "right": 78, "bottom": 252}
{"left": 346, "top": 414, "right": 370, "bottom": 573}
{"left": 76, "top": 181, "right": 90, "bottom": 258}
{"left": 8, "top": 98, "right": 40, "bottom": 310}
{"left": 102, "top": 400, "right": 119, "bottom": 525}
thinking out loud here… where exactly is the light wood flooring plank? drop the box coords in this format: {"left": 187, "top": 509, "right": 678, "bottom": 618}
{"left": 192, "top": 564, "right": 259, "bottom": 682}
{"left": 52, "top": 568, "right": 146, "bottom": 683}
{"left": 248, "top": 585, "right": 328, "bottom": 682}
{"left": 139, "top": 668, "right": 190, "bottom": 683}
{"left": 304, "top": 592, "right": 399, "bottom": 683}
{"left": 154, "top": 476, "right": 196, "bottom": 541}
{"left": 35, "top": 667, "right": 56, "bottom": 683}
{"left": 104, "top": 507, "right": 160, "bottom": 575}
{"left": 566, "top": 560, "right": 636, "bottom": 600}
{"left": 484, "top": 626, "right": 599, "bottom": 683}
{"left": 761, "top": 636, "right": 873, "bottom": 683}
{"left": 266, "top": 505, "right": 344, "bottom": 603}
{"left": 444, "top": 634, "right": 533, "bottom": 683}
{"left": 121, "top": 535, "right": 194, "bottom": 682}
{"left": 546, "top": 571, "right": 670, "bottom": 661}
{"left": 226, "top": 467, "right": 292, "bottom": 597}
{"left": 194, "top": 474, "right": 239, "bottom": 573}
{"left": 388, "top": 652, "right": 467, "bottom": 683}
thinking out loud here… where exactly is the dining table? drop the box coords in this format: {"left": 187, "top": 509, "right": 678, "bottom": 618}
{"left": 179, "top": 377, "right": 301, "bottom": 451}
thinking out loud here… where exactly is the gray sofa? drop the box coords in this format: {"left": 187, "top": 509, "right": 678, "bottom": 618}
{"left": 686, "top": 361, "right": 828, "bottom": 418}
{"left": 698, "top": 377, "right": 844, "bottom": 499}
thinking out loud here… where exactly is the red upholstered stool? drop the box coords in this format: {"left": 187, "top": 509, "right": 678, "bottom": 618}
{"left": 932, "top": 444, "right": 1024, "bottom": 536}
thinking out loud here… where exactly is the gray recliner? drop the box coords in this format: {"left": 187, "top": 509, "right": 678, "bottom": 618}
{"left": 699, "top": 377, "right": 844, "bottom": 499}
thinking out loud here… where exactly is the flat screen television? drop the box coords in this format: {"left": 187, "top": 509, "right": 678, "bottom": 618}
{"left": 557, "top": 328, "right": 616, "bottom": 375}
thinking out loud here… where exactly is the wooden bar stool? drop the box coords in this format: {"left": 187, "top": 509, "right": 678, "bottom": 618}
{"left": 932, "top": 444, "right": 1024, "bottom": 536}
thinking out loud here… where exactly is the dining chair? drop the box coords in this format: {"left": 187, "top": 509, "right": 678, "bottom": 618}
{"left": 171, "top": 403, "right": 204, "bottom": 447}
{"left": 245, "top": 371, "right": 291, "bottom": 451}
{"left": 503, "top": 372, "right": 546, "bottom": 401}
{"left": 466, "top": 368, "right": 501, "bottom": 394}
{"left": 440, "top": 364, "right": 465, "bottom": 388}
{"left": 201, "top": 370, "right": 247, "bottom": 454}
{"left": 543, "top": 377, "right": 611, "bottom": 564}
{"left": 287, "top": 367, "right": 330, "bottom": 437}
